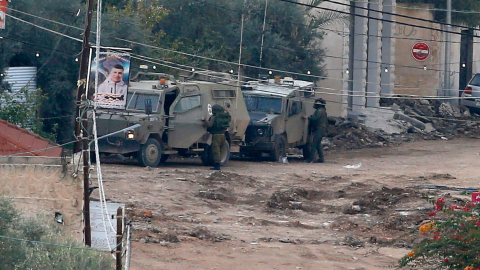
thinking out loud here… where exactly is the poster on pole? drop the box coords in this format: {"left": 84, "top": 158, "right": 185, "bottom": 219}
{"left": 0, "top": 0, "right": 8, "bottom": 30}
{"left": 87, "top": 48, "right": 131, "bottom": 109}
{"left": 90, "top": 201, "right": 125, "bottom": 251}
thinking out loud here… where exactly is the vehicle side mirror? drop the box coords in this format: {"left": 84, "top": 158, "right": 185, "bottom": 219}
{"left": 145, "top": 99, "right": 152, "bottom": 115}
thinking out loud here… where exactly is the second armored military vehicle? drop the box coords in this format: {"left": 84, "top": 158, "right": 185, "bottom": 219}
{"left": 89, "top": 72, "right": 250, "bottom": 167}
{"left": 240, "top": 77, "right": 317, "bottom": 161}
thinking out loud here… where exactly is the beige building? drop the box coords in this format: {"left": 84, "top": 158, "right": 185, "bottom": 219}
{"left": 316, "top": 1, "right": 480, "bottom": 117}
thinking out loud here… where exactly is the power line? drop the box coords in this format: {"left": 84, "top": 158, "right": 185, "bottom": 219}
{"left": 321, "top": 0, "right": 480, "bottom": 32}
{"left": 0, "top": 234, "right": 122, "bottom": 254}
{"left": 277, "top": 0, "right": 480, "bottom": 38}
{"left": 5, "top": 14, "right": 82, "bottom": 42}
{"left": 352, "top": 0, "right": 480, "bottom": 15}
{"left": 7, "top": 6, "right": 84, "bottom": 32}
{"left": 5, "top": 4, "right": 475, "bottom": 96}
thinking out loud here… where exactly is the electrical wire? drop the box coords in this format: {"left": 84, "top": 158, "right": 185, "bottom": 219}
{"left": 5, "top": 13, "right": 82, "bottom": 42}
{"left": 5, "top": 5, "right": 478, "bottom": 79}
{"left": 277, "top": 0, "right": 480, "bottom": 38}
{"left": 6, "top": 4, "right": 479, "bottom": 99}
{"left": 0, "top": 139, "right": 76, "bottom": 157}
{"left": 321, "top": 0, "right": 480, "bottom": 32}
{"left": 0, "top": 234, "right": 123, "bottom": 253}
{"left": 352, "top": 0, "right": 480, "bottom": 15}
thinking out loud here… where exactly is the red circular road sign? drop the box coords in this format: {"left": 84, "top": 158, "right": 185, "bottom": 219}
{"left": 411, "top": 42, "right": 430, "bottom": 61}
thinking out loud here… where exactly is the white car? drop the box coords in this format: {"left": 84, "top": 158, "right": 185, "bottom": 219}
{"left": 460, "top": 73, "right": 480, "bottom": 113}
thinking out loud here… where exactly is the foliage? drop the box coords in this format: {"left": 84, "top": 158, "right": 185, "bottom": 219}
{"left": 154, "top": 0, "right": 331, "bottom": 80}
{"left": 397, "top": 0, "right": 480, "bottom": 27}
{"left": 399, "top": 196, "right": 480, "bottom": 269}
{"left": 3, "top": 0, "right": 160, "bottom": 144}
{"left": 0, "top": 87, "right": 57, "bottom": 141}
{"left": 0, "top": 196, "right": 113, "bottom": 270}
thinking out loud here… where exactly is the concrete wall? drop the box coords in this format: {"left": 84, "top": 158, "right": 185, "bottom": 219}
{"left": 314, "top": 0, "right": 350, "bottom": 117}
{"left": 0, "top": 156, "right": 83, "bottom": 240}
{"left": 393, "top": 4, "right": 440, "bottom": 97}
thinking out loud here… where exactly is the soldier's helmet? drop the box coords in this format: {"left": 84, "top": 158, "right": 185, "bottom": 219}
{"left": 212, "top": 104, "right": 224, "bottom": 114}
{"left": 314, "top": 98, "right": 326, "bottom": 106}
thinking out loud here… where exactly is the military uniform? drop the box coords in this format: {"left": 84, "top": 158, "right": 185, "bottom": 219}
{"left": 307, "top": 98, "right": 327, "bottom": 163}
{"left": 203, "top": 104, "right": 231, "bottom": 170}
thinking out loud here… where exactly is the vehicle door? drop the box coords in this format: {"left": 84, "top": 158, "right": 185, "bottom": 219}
{"left": 285, "top": 99, "right": 306, "bottom": 144}
{"left": 168, "top": 89, "right": 206, "bottom": 148}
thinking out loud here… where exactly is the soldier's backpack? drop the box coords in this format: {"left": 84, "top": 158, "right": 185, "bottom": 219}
{"left": 215, "top": 111, "right": 231, "bottom": 130}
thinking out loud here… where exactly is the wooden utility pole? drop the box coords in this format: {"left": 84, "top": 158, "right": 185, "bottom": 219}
{"left": 116, "top": 207, "right": 124, "bottom": 270}
{"left": 75, "top": 0, "right": 95, "bottom": 247}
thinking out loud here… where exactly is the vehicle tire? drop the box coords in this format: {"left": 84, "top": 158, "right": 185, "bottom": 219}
{"left": 137, "top": 138, "right": 162, "bottom": 167}
{"left": 269, "top": 134, "right": 287, "bottom": 162}
{"left": 160, "top": 154, "right": 169, "bottom": 164}
{"left": 301, "top": 145, "right": 315, "bottom": 161}
{"left": 200, "top": 145, "right": 213, "bottom": 166}
{"left": 201, "top": 139, "right": 230, "bottom": 166}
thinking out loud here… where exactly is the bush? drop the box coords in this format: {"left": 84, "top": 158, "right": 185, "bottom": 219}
{"left": 0, "top": 196, "right": 113, "bottom": 270}
{"left": 399, "top": 196, "right": 480, "bottom": 269}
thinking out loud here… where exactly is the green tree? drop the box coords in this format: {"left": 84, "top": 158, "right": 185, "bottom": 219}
{"left": 0, "top": 87, "right": 57, "bottom": 141}
{"left": 2, "top": 0, "right": 163, "bottom": 143}
{"left": 154, "top": 0, "right": 331, "bottom": 79}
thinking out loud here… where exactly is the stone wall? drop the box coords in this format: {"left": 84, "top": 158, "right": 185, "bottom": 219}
{"left": 0, "top": 156, "right": 84, "bottom": 241}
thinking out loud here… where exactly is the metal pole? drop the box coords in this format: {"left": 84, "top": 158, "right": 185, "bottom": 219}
{"left": 259, "top": 0, "right": 268, "bottom": 67}
{"left": 125, "top": 222, "right": 132, "bottom": 270}
{"left": 75, "top": 0, "right": 95, "bottom": 247}
{"left": 444, "top": 0, "right": 451, "bottom": 102}
{"left": 74, "top": 0, "right": 94, "bottom": 153}
{"left": 116, "top": 207, "right": 123, "bottom": 270}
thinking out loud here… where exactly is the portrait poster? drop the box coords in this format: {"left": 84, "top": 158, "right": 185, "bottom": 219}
{"left": 0, "top": 0, "right": 8, "bottom": 30}
{"left": 87, "top": 48, "right": 131, "bottom": 109}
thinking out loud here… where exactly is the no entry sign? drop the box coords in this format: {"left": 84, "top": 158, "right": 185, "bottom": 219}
{"left": 411, "top": 42, "right": 430, "bottom": 61}
{"left": 0, "top": 0, "right": 7, "bottom": 29}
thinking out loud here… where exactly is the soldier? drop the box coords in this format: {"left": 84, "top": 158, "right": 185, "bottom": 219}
{"left": 202, "top": 104, "right": 231, "bottom": 170}
{"left": 304, "top": 98, "right": 327, "bottom": 163}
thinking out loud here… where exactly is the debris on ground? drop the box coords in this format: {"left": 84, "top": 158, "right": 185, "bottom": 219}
{"left": 323, "top": 98, "right": 480, "bottom": 152}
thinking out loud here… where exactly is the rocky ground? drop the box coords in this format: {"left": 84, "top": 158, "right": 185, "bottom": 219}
{"left": 91, "top": 99, "right": 480, "bottom": 269}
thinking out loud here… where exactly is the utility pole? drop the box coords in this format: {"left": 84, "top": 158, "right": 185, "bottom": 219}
{"left": 75, "top": 0, "right": 95, "bottom": 247}
{"left": 444, "top": 0, "right": 452, "bottom": 102}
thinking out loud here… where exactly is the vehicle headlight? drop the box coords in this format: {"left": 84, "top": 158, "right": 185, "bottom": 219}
{"left": 256, "top": 128, "right": 264, "bottom": 136}
{"left": 126, "top": 130, "right": 135, "bottom": 139}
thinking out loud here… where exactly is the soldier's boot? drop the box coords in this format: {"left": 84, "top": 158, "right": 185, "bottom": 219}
{"left": 210, "top": 163, "right": 221, "bottom": 170}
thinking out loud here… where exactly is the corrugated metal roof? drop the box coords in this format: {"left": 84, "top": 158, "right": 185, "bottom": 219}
{"left": 0, "top": 119, "right": 61, "bottom": 157}
{"left": 4, "top": 66, "right": 37, "bottom": 92}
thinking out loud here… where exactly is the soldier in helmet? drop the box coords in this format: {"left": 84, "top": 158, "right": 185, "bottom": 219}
{"left": 202, "top": 104, "right": 231, "bottom": 170}
{"left": 304, "top": 98, "right": 327, "bottom": 163}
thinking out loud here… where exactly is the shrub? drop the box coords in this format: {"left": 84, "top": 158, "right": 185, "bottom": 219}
{"left": 399, "top": 196, "right": 480, "bottom": 269}
{"left": 0, "top": 196, "right": 113, "bottom": 270}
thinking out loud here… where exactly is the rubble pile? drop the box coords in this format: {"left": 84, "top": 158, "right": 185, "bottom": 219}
{"left": 324, "top": 98, "right": 480, "bottom": 152}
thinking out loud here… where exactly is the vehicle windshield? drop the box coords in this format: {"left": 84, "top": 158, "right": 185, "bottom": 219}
{"left": 244, "top": 95, "right": 283, "bottom": 114}
{"left": 469, "top": 74, "right": 480, "bottom": 87}
{"left": 127, "top": 93, "right": 160, "bottom": 111}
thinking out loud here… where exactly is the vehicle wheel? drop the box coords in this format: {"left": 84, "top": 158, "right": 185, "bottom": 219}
{"left": 269, "top": 134, "right": 287, "bottom": 162}
{"left": 201, "top": 139, "right": 230, "bottom": 166}
{"left": 137, "top": 138, "right": 162, "bottom": 167}
{"left": 301, "top": 145, "right": 314, "bottom": 161}
{"left": 160, "top": 154, "right": 169, "bottom": 164}
{"left": 201, "top": 145, "right": 213, "bottom": 166}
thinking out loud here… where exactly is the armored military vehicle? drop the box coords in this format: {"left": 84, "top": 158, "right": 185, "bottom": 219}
{"left": 89, "top": 72, "right": 249, "bottom": 167}
{"left": 240, "top": 77, "right": 316, "bottom": 161}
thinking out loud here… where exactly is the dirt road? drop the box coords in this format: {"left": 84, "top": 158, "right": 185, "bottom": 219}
{"left": 93, "top": 137, "right": 480, "bottom": 270}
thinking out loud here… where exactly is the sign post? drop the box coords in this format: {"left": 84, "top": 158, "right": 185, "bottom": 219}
{"left": 0, "top": 0, "right": 8, "bottom": 29}
{"left": 411, "top": 42, "right": 430, "bottom": 62}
